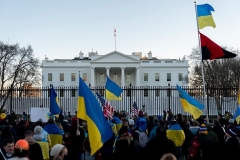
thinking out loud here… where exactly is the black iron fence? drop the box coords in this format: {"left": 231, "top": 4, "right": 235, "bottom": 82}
{"left": 0, "top": 86, "right": 238, "bottom": 116}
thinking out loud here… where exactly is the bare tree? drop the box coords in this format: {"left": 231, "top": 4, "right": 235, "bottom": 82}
{"left": 188, "top": 46, "right": 240, "bottom": 113}
{"left": 0, "top": 42, "right": 41, "bottom": 111}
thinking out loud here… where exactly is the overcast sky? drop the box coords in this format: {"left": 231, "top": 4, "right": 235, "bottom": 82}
{"left": 0, "top": 0, "right": 239, "bottom": 61}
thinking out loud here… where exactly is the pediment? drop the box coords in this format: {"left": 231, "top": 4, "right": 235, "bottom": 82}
{"left": 91, "top": 51, "right": 140, "bottom": 63}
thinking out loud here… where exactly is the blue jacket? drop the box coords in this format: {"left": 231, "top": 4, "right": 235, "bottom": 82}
{"left": 43, "top": 123, "right": 62, "bottom": 135}
{"left": 149, "top": 126, "right": 158, "bottom": 140}
{"left": 135, "top": 117, "right": 147, "bottom": 132}
{"left": 112, "top": 116, "right": 122, "bottom": 124}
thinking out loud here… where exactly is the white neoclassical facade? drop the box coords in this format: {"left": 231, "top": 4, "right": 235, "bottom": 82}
{"left": 41, "top": 51, "right": 189, "bottom": 87}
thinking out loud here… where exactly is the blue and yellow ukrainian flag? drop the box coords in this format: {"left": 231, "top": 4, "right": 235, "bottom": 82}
{"left": 166, "top": 124, "right": 185, "bottom": 147}
{"left": 177, "top": 85, "right": 204, "bottom": 119}
{"left": 105, "top": 76, "right": 122, "bottom": 100}
{"left": 77, "top": 77, "right": 113, "bottom": 155}
{"left": 50, "top": 85, "right": 61, "bottom": 116}
{"left": 233, "top": 83, "right": 240, "bottom": 124}
{"left": 197, "top": 4, "right": 216, "bottom": 29}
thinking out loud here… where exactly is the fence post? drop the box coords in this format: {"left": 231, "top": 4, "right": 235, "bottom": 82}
{"left": 206, "top": 84, "right": 209, "bottom": 119}
{"left": 167, "top": 83, "right": 171, "bottom": 111}
{"left": 129, "top": 83, "right": 132, "bottom": 114}
{"left": 10, "top": 85, "right": 13, "bottom": 112}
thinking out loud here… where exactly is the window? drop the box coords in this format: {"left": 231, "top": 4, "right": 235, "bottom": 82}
{"left": 60, "top": 73, "right": 64, "bottom": 81}
{"left": 71, "top": 89, "right": 76, "bottom": 97}
{"left": 178, "top": 73, "right": 183, "bottom": 81}
{"left": 99, "top": 73, "right": 105, "bottom": 82}
{"left": 113, "top": 73, "right": 118, "bottom": 83}
{"left": 126, "top": 73, "right": 132, "bottom": 82}
{"left": 60, "top": 89, "right": 64, "bottom": 97}
{"left": 48, "top": 73, "right": 52, "bottom": 81}
{"left": 167, "top": 73, "right": 171, "bottom": 81}
{"left": 155, "top": 73, "right": 160, "bottom": 81}
{"left": 83, "top": 73, "right": 88, "bottom": 82}
{"left": 143, "top": 73, "right": 148, "bottom": 81}
{"left": 71, "top": 73, "right": 76, "bottom": 81}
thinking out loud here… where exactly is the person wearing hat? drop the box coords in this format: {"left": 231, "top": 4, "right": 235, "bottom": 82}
{"left": 50, "top": 144, "right": 68, "bottom": 160}
{"left": 135, "top": 111, "right": 147, "bottom": 133}
{"left": 166, "top": 119, "right": 185, "bottom": 160}
{"left": 221, "top": 128, "right": 240, "bottom": 159}
{"left": 33, "top": 126, "right": 47, "bottom": 142}
{"left": 9, "top": 139, "right": 29, "bottom": 160}
{"left": 194, "top": 124, "right": 217, "bottom": 159}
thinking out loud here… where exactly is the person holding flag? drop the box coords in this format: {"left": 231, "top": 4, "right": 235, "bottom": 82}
{"left": 50, "top": 85, "right": 61, "bottom": 117}
{"left": 77, "top": 76, "right": 113, "bottom": 156}
{"left": 96, "top": 92, "right": 114, "bottom": 118}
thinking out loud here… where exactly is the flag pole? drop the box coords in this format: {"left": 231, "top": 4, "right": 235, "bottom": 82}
{"left": 76, "top": 70, "right": 81, "bottom": 135}
{"left": 194, "top": 1, "right": 209, "bottom": 123}
{"left": 114, "top": 28, "right": 116, "bottom": 51}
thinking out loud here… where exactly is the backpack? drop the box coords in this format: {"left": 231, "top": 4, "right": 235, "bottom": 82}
{"left": 189, "top": 136, "right": 201, "bottom": 159}
{"left": 133, "top": 130, "right": 149, "bottom": 148}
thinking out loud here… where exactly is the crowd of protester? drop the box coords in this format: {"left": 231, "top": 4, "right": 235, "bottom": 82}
{"left": 0, "top": 109, "right": 239, "bottom": 160}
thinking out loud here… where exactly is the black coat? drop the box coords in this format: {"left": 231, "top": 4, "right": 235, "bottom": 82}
{"left": 196, "top": 134, "right": 217, "bottom": 160}
{"left": 221, "top": 137, "right": 239, "bottom": 160}
{"left": 143, "top": 136, "right": 177, "bottom": 160}
{"left": 29, "top": 143, "right": 44, "bottom": 160}
{"left": 68, "top": 126, "right": 85, "bottom": 159}
{"left": 113, "top": 139, "right": 141, "bottom": 160}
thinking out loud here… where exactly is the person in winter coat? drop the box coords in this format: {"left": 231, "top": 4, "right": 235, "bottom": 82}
{"left": 24, "top": 130, "right": 43, "bottom": 160}
{"left": 33, "top": 126, "right": 48, "bottom": 142}
{"left": 50, "top": 144, "right": 68, "bottom": 160}
{"left": 144, "top": 126, "right": 177, "bottom": 160}
{"left": 135, "top": 111, "right": 147, "bottom": 133}
{"left": 44, "top": 118, "right": 63, "bottom": 135}
{"left": 68, "top": 117, "right": 85, "bottom": 160}
{"left": 195, "top": 124, "right": 217, "bottom": 160}
{"left": 0, "top": 138, "right": 14, "bottom": 159}
{"left": 166, "top": 120, "right": 185, "bottom": 160}
{"left": 9, "top": 139, "right": 29, "bottom": 160}
{"left": 149, "top": 118, "right": 160, "bottom": 140}
{"left": 221, "top": 128, "right": 240, "bottom": 159}
{"left": 206, "top": 124, "right": 218, "bottom": 144}
{"left": 113, "top": 132, "right": 141, "bottom": 160}
{"left": 212, "top": 120, "right": 225, "bottom": 157}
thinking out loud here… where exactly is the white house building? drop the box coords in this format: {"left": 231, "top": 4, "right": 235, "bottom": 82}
{"left": 41, "top": 51, "right": 189, "bottom": 87}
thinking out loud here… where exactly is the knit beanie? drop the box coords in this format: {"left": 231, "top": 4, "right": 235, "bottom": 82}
{"left": 50, "top": 144, "right": 65, "bottom": 158}
{"left": 15, "top": 140, "right": 29, "bottom": 151}
{"left": 199, "top": 124, "right": 208, "bottom": 134}
{"left": 227, "top": 128, "right": 237, "bottom": 137}
{"left": 153, "top": 118, "right": 160, "bottom": 126}
{"left": 34, "top": 126, "right": 43, "bottom": 134}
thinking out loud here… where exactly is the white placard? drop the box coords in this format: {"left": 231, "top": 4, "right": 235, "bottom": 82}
{"left": 30, "top": 107, "right": 49, "bottom": 122}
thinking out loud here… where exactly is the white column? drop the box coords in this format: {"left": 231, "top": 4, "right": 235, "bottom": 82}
{"left": 121, "top": 67, "right": 125, "bottom": 86}
{"left": 91, "top": 67, "right": 95, "bottom": 87}
{"left": 106, "top": 67, "right": 110, "bottom": 76}
{"left": 136, "top": 67, "right": 140, "bottom": 86}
